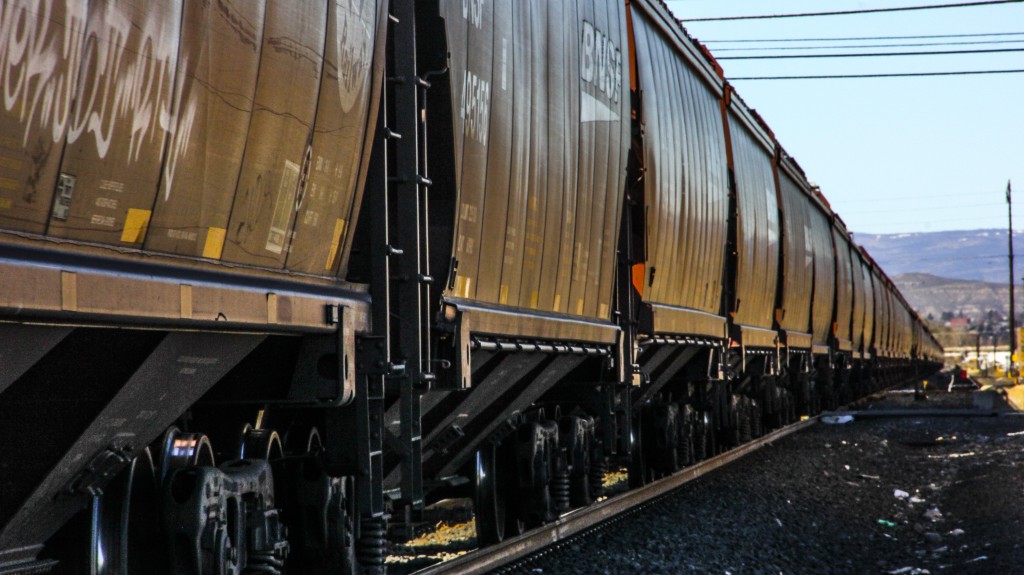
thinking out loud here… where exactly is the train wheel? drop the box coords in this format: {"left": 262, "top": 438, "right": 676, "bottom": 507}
{"left": 475, "top": 441, "right": 507, "bottom": 545}
{"left": 285, "top": 427, "right": 356, "bottom": 575}
{"left": 559, "top": 416, "right": 594, "bottom": 508}
{"left": 159, "top": 426, "right": 215, "bottom": 482}
{"left": 677, "top": 405, "right": 695, "bottom": 467}
{"left": 91, "top": 449, "right": 163, "bottom": 575}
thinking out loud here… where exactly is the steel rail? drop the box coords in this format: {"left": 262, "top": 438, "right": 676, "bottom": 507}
{"left": 410, "top": 416, "right": 821, "bottom": 575}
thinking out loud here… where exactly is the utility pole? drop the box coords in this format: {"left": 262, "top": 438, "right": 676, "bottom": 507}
{"left": 1008, "top": 180, "right": 1017, "bottom": 380}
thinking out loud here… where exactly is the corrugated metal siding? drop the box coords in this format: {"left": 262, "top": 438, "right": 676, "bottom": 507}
{"left": 220, "top": 1, "right": 325, "bottom": 267}
{"left": 860, "top": 260, "right": 875, "bottom": 353}
{"left": 48, "top": 0, "right": 185, "bottom": 247}
{"left": 809, "top": 205, "right": 835, "bottom": 346}
{"left": 729, "top": 115, "right": 779, "bottom": 330}
{"left": 850, "top": 243, "right": 866, "bottom": 351}
{"left": 630, "top": 9, "right": 728, "bottom": 316}
{"left": 445, "top": 0, "right": 629, "bottom": 320}
{"left": 0, "top": 1, "right": 87, "bottom": 234}
{"left": 873, "top": 274, "right": 890, "bottom": 352}
{"left": 833, "top": 229, "right": 854, "bottom": 344}
{"left": 778, "top": 170, "right": 812, "bottom": 334}
{"left": 0, "top": 0, "right": 384, "bottom": 277}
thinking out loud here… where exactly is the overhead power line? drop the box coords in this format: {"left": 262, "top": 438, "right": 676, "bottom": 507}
{"left": 683, "top": 1, "right": 1024, "bottom": 22}
{"left": 718, "top": 47, "right": 1024, "bottom": 60}
{"left": 704, "top": 32, "right": 1024, "bottom": 43}
{"left": 732, "top": 68, "right": 1024, "bottom": 80}
{"left": 713, "top": 39, "right": 1024, "bottom": 52}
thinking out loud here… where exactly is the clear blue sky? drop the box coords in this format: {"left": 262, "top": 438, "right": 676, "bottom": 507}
{"left": 664, "top": 0, "right": 1024, "bottom": 235}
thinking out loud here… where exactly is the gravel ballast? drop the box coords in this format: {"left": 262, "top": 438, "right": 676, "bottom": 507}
{"left": 503, "top": 386, "right": 1024, "bottom": 574}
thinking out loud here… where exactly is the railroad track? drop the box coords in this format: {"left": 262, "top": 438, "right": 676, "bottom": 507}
{"left": 411, "top": 416, "right": 821, "bottom": 575}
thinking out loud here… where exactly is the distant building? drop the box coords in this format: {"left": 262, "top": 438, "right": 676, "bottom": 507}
{"left": 949, "top": 316, "right": 972, "bottom": 331}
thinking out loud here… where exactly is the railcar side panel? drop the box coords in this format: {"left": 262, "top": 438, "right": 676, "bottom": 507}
{"left": 859, "top": 257, "right": 876, "bottom": 355}
{"left": 444, "top": 0, "right": 628, "bottom": 321}
{"left": 729, "top": 113, "right": 779, "bottom": 332}
{"left": 630, "top": 9, "right": 729, "bottom": 330}
{"left": 809, "top": 205, "right": 835, "bottom": 346}
{"left": 47, "top": 0, "right": 184, "bottom": 247}
{"left": 145, "top": 0, "right": 266, "bottom": 259}
{"left": 778, "top": 169, "right": 813, "bottom": 338}
{"left": 832, "top": 227, "right": 855, "bottom": 349}
{"left": 221, "top": 0, "right": 328, "bottom": 268}
{"left": 286, "top": 0, "right": 384, "bottom": 275}
{"left": 849, "top": 241, "right": 866, "bottom": 352}
{"left": 0, "top": 1, "right": 87, "bottom": 234}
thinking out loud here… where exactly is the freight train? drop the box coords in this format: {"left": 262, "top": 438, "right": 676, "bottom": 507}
{"left": 0, "top": 0, "right": 943, "bottom": 573}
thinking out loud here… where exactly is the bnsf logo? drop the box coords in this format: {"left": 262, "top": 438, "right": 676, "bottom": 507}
{"left": 580, "top": 20, "right": 622, "bottom": 104}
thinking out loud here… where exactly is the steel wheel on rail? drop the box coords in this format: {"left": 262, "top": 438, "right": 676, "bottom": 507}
{"left": 158, "top": 426, "right": 215, "bottom": 482}
{"left": 283, "top": 426, "right": 356, "bottom": 575}
{"left": 475, "top": 441, "right": 507, "bottom": 545}
{"left": 90, "top": 448, "right": 163, "bottom": 575}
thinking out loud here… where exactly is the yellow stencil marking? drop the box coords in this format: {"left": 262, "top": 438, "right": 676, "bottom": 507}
{"left": 454, "top": 275, "right": 472, "bottom": 298}
{"left": 598, "top": 303, "right": 609, "bottom": 318}
{"left": 553, "top": 294, "right": 561, "bottom": 312}
{"left": 120, "top": 208, "right": 151, "bottom": 243}
{"left": 325, "top": 218, "right": 348, "bottom": 270}
{"left": 203, "top": 227, "right": 226, "bottom": 259}
{"left": 499, "top": 284, "right": 509, "bottom": 305}
{"left": 576, "top": 299, "right": 584, "bottom": 316}
{"left": 529, "top": 290, "right": 539, "bottom": 309}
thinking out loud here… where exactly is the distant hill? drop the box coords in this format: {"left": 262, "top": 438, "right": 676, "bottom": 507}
{"left": 892, "top": 273, "right": 1024, "bottom": 322}
{"left": 855, "top": 229, "right": 1024, "bottom": 283}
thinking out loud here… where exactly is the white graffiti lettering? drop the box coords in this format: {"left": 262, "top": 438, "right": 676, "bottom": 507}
{"left": 580, "top": 20, "right": 622, "bottom": 104}
{"left": 0, "top": 0, "right": 86, "bottom": 146}
{"left": 1, "top": 0, "right": 199, "bottom": 200}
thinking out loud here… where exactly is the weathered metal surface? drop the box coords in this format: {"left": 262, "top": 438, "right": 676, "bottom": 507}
{"left": 849, "top": 242, "right": 866, "bottom": 354}
{"left": 729, "top": 109, "right": 779, "bottom": 332}
{"left": 830, "top": 223, "right": 854, "bottom": 352}
{"left": 777, "top": 167, "right": 813, "bottom": 339}
{"left": 808, "top": 203, "right": 835, "bottom": 347}
{"left": 145, "top": 0, "right": 266, "bottom": 259}
{"left": 858, "top": 256, "right": 875, "bottom": 355}
{"left": 48, "top": 0, "right": 184, "bottom": 247}
{"left": 0, "top": 0, "right": 383, "bottom": 277}
{"left": 443, "top": 0, "right": 629, "bottom": 323}
{"left": 0, "top": 1, "right": 87, "bottom": 234}
{"left": 221, "top": 0, "right": 327, "bottom": 267}
{"left": 630, "top": 7, "right": 729, "bottom": 336}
